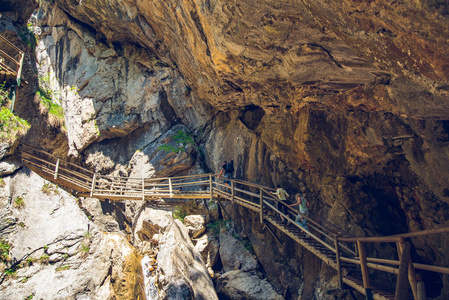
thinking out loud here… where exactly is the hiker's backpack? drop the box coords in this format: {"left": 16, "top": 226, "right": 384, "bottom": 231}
{"left": 226, "top": 161, "right": 234, "bottom": 173}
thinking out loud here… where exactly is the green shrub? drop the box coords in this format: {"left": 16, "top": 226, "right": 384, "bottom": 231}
{"left": 0, "top": 81, "right": 9, "bottom": 107}
{"left": 55, "top": 265, "right": 71, "bottom": 272}
{"left": 39, "top": 254, "right": 49, "bottom": 264}
{"left": 13, "top": 196, "right": 25, "bottom": 209}
{"left": 0, "top": 239, "right": 10, "bottom": 262}
{"left": 36, "top": 89, "right": 64, "bottom": 127}
{"left": 158, "top": 130, "right": 197, "bottom": 153}
{"left": 0, "top": 107, "right": 30, "bottom": 143}
{"left": 173, "top": 206, "right": 188, "bottom": 222}
{"left": 41, "top": 183, "right": 59, "bottom": 195}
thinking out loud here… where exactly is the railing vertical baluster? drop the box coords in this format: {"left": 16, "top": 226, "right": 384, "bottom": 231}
{"left": 259, "top": 188, "right": 263, "bottom": 223}
{"left": 169, "top": 178, "right": 173, "bottom": 197}
{"left": 54, "top": 158, "right": 60, "bottom": 180}
{"left": 357, "top": 240, "right": 372, "bottom": 299}
{"left": 231, "top": 180, "right": 234, "bottom": 203}
{"left": 335, "top": 236, "right": 342, "bottom": 290}
{"left": 90, "top": 173, "right": 97, "bottom": 198}
{"left": 397, "top": 237, "right": 419, "bottom": 300}
{"left": 209, "top": 174, "right": 213, "bottom": 201}
{"left": 395, "top": 238, "right": 411, "bottom": 300}
{"left": 142, "top": 177, "right": 145, "bottom": 201}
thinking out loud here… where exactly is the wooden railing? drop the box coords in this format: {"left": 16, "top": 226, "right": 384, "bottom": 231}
{"left": 0, "top": 35, "right": 25, "bottom": 112}
{"left": 19, "top": 144, "right": 449, "bottom": 300}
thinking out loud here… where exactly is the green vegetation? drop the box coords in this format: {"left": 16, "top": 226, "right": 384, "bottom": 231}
{"left": 0, "top": 107, "right": 30, "bottom": 143}
{"left": 36, "top": 88, "right": 64, "bottom": 127}
{"left": 80, "top": 244, "right": 89, "bottom": 252}
{"left": 0, "top": 177, "right": 5, "bottom": 188}
{"left": 0, "top": 82, "right": 9, "bottom": 107}
{"left": 25, "top": 257, "right": 37, "bottom": 266}
{"left": 173, "top": 206, "right": 188, "bottom": 222}
{"left": 24, "top": 293, "right": 34, "bottom": 299}
{"left": 0, "top": 239, "right": 10, "bottom": 262}
{"left": 13, "top": 196, "right": 25, "bottom": 209}
{"left": 39, "top": 254, "right": 49, "bottom": 264}
{"left": 158, "top": 130, "right": 197, "bottom": 153}
{"left": 206, "top": 219, "right": 230, "bottom": 236}
{"left": 55, "top": 264, "right": 71, "bottom": 272}
{"left": 41, "top": 183, "right": 59, "bottom": 195}
{"left": 232, "top": 232, "right": 254, "bottom": 254}
{"left": 18, "top": 23, "right": 37, "bottom": 50}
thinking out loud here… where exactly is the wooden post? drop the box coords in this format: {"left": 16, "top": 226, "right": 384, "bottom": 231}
{"left": 169, "top": 178, "right": 173, "bottom": 197}
{"left": 259, "top": 189, "right": 263, "bottom": 223}
{"left": 231, "top": 180, "right": 234, "bottom": 203}
{"left": 142, "top": 177, "right": 145, "bottom": 201}
{"left": 90, "top": 173, "right": 97, "bottom": 198}
{"left": 395, "top": 239, "right": 411, "bottom": 300}
{"left": 397, "top": 238, "right": 418, "bottom": 300}
{"left": 54, "top": 158, "right": 60, "bottom": 180}
{"left": 416, "top": 274, "right": 426, "bottom": 300}
{"left": 335, "top": 236, "right": 343, "bottom": 290}
{"left": 357, "top": 240, "right": 372, "bottom": 299}
{"left": 209, "top": 174, "right": 213, "bottom": 202}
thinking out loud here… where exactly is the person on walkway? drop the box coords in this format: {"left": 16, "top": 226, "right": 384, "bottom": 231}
{"left": 218, "top": 161, "right": 231, "bottom": 186}
{"left": 271, "top": 185, "right": 289, "bottom": 222}
{"left": 288, "top": 193, "right": 310, "bottom": 237}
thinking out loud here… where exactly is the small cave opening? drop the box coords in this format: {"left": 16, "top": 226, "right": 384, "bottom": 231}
{"left": 238, "top": 105, "right": 265, "bottom": 131}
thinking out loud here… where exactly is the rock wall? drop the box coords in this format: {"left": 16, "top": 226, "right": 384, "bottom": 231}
{"left": 3, "top": 0, "right": 449, "bottom": 299}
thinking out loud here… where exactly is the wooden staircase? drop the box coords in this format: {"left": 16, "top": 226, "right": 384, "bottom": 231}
{"left": 19, "top": 144, "right": 449, "bottom": 300}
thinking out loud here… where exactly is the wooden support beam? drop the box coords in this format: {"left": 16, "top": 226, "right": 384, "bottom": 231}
{"left": 262, "top": 223, "right": 283, "bottom": 246}
{"left": 169, "top": 178, "right": 173, "bottom": 197}
{"left": 395, "top": 240, "right": 411, "bottom": 300}
{"left": 259, "top": 189, "right": 263, "bottom": 223}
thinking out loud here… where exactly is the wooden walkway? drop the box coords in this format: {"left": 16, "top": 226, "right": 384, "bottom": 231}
{"left": 20, "top": 144, "right": 449, "bottom": 300}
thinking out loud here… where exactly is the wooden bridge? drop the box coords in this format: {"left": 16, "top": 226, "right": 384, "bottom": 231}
{"left": 20, "top": 144, "right": 449, "bottom": 300}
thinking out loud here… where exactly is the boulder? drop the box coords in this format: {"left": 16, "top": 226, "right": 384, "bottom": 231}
{"left": 184, "top": 215, "right": 206, "bottom": 238}
{"left": 133, "top": 208, "right": 173, "bottom": 244}
{"left": 0, "top": 157, "right": 22, "bottom": 176}
{"left": 219, "top": 230, "right": 257, "bottom": 272}
{"left": 194, "top": 233, "right": 220, "bottom": 269}
{"left": 216, "top": 270, "right": 284, "bottom": 300}
{"left": 157, "top": 219, "right": 218, "bottom": 300}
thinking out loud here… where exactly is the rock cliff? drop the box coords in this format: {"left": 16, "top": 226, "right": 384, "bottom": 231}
{"left": 2, "top": 0, "right": 449, "bottom": 299}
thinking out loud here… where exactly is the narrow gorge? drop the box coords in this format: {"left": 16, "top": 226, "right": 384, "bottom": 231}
{"left": 1, "top": 0, "right": 449, "bottom": 299}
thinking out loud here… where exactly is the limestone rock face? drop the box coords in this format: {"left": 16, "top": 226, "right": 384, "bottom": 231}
{"left": 216, "top": 270, "right": 284, "bottom": 300}
{"left": 194, "top": 232, "right": 220, "bottom": 269}
{"left": 157, "top": 219, "right": 218, "bottom": 300}
{"left": 0, "top": 170, "right": 144, "bottom": 300}
{"left": 219, "top": 230, "right": 258, "bottom": 272}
